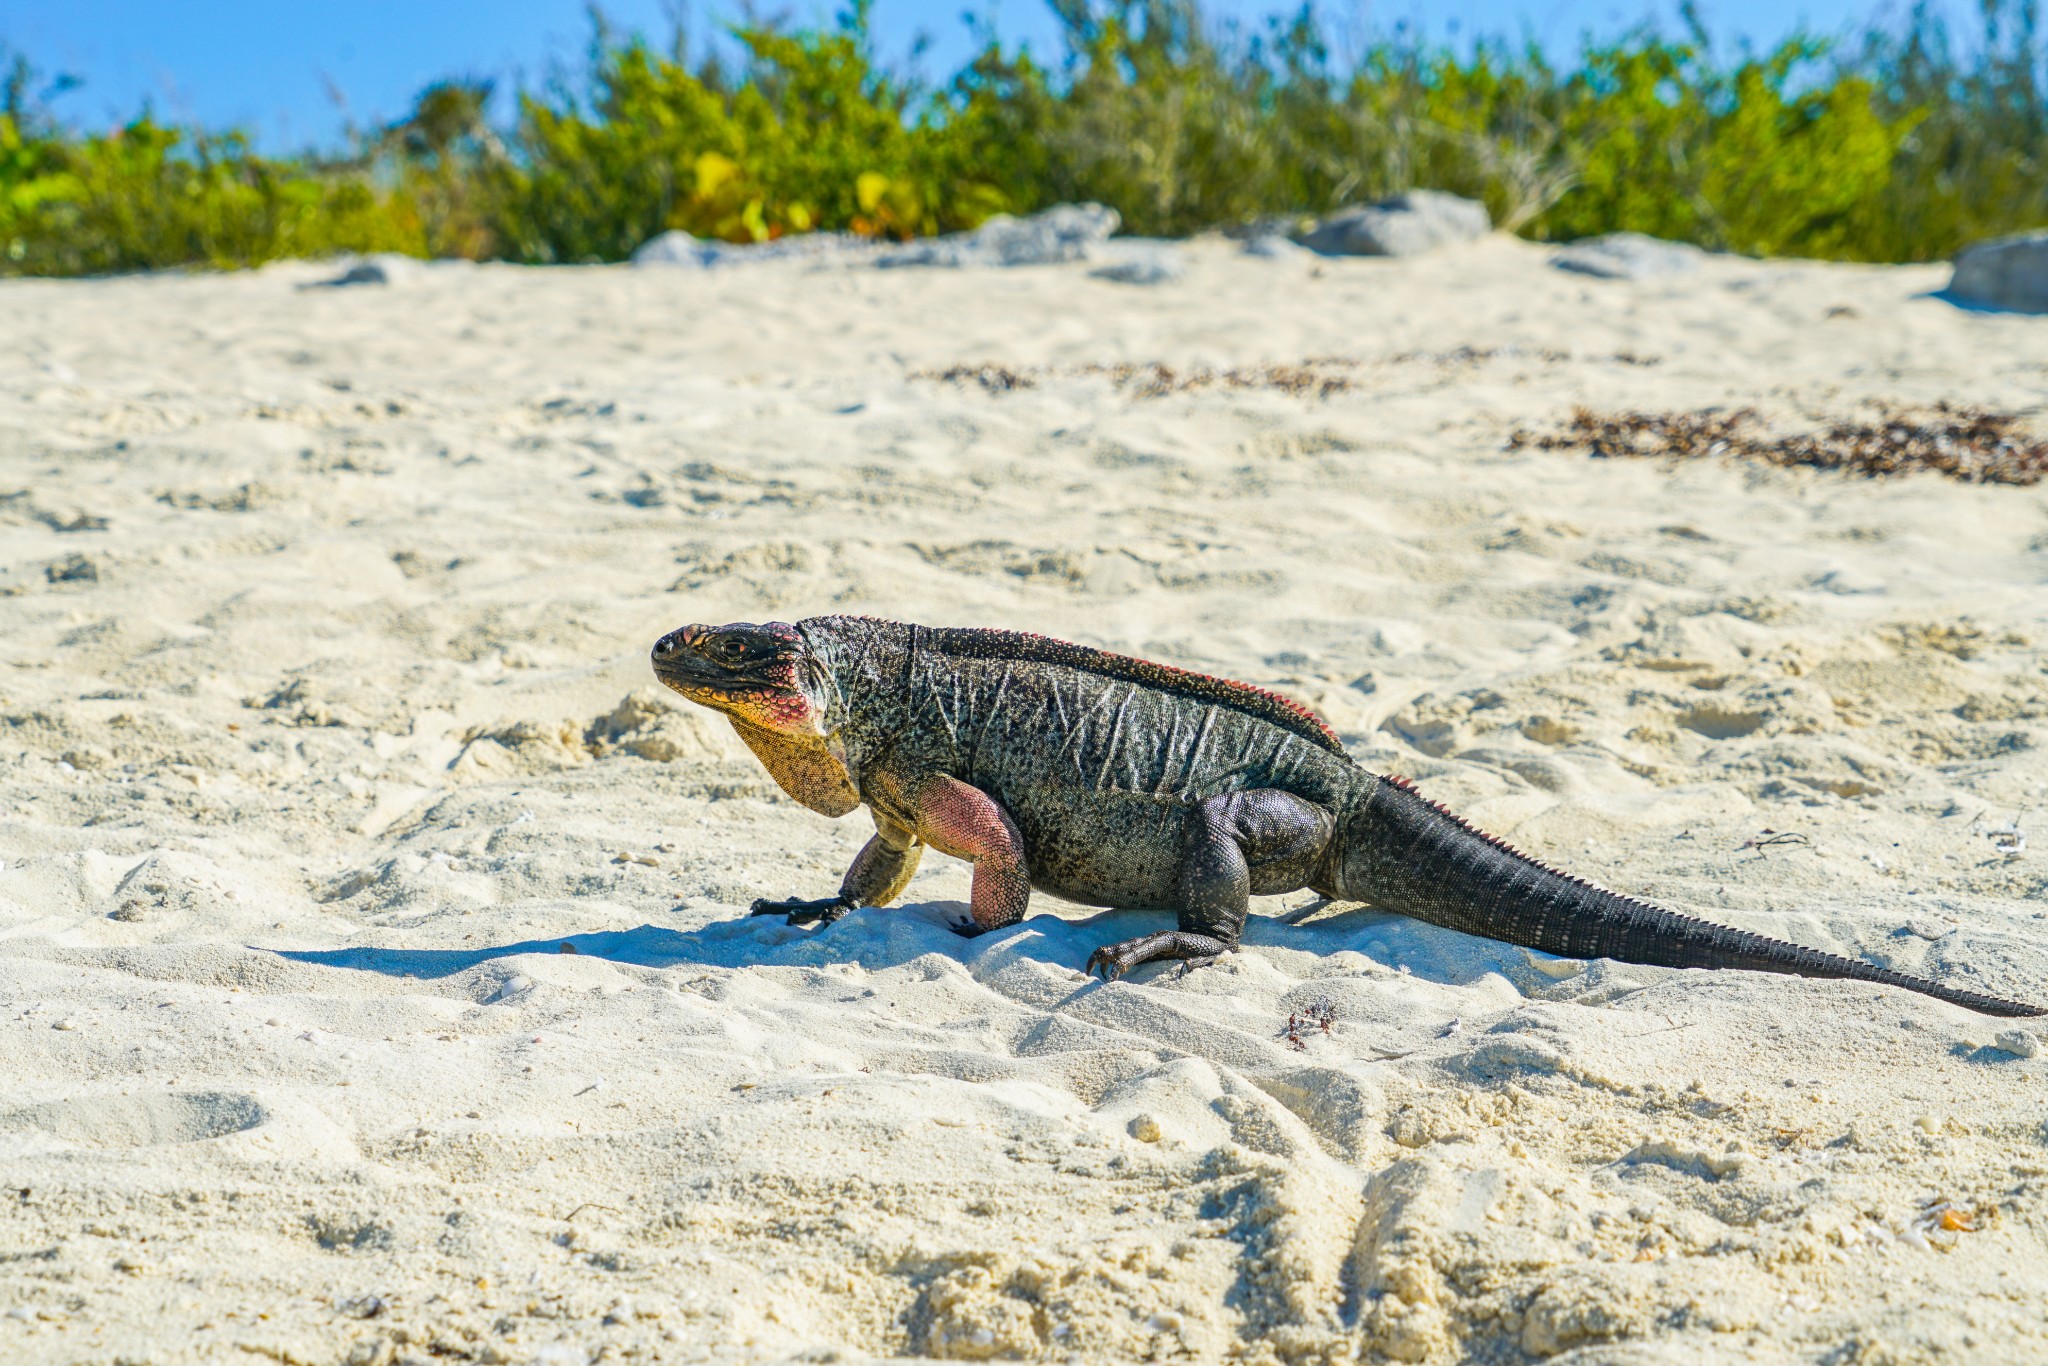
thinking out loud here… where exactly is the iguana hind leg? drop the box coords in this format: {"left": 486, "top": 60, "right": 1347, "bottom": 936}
{"left": 1088, "top": 789, "right": 1332, "bottom": 980}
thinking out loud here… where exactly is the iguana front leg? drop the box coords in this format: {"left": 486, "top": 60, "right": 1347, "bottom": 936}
{"left": 750, "top": 813, "right": 923, "bottom": 926}
{"left": 909, "top": 775, "right": 1030, "bottom": 937}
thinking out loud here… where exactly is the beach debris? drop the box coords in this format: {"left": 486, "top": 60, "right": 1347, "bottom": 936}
{"left": 879, "top": 202, "right": 1119, "bottom": 269}
{"left": 1738, "top": 829, "right": 1810, "bottom": 854}
{"left": 1283, "top": 998, "right": 1337, "bottom": 1050}
{"left": 1983, "top": 820, "right": 2026, "bottom": 860}
{"left": 918, "top": 363, "right": 1036, "bottom": 393}
{"left": 1509, "top": 404, "right": 2048, "bottom": 486}
{"left": 915, "top": 347, "right": 1656, "bottom": 400}
{"left": 1297, "top": 190, "right": 1490, "bottom": 257}
{"left": 1948, "top": 229, "right": 2048, "bottom": 313}
{"left": 44, "top": 552, "right": 98, "bottom": 584}
{"left": 1552, "top": 232, "right": 1706, "bottom": 280}
{"left": 335, "top": 1293, "right": 387, "bottom": 1319}
{"left": 1127, "top": 1113, "right": 1163, "bottom": 1142}
{"left": 1089, "top": 361, "right": 1353, "bottom": 398}
{"left": 915, "top": 359, "right": 1356, "bottom": 398}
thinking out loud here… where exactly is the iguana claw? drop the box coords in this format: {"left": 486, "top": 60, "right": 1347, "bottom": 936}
{"left": 946, "top": 916, "right": 986, "bottom": 939}
{"left": 1088, "top": 932, "right": 1235, "bottom": 981}
{"left": 748, "top": 895, "right": 855, "bottom": 927}
{"left": 1084, "top": 945, "right": 1128, "bottom": 980}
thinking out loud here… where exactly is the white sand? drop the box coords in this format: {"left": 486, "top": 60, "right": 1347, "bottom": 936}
{"left": 1, "top": 238, "right": 2045, "bottom": 1365}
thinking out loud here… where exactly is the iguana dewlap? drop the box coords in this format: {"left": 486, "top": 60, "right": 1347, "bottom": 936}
{"left": 650, "top": 615, "right": 2042, "bottom": 1017}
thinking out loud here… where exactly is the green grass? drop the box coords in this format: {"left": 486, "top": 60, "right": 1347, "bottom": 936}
{"left": 2, "top": 0, "right": 2044, "bottom": 276}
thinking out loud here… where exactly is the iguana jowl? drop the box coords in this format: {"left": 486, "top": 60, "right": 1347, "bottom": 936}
{"left": 651, "top": 615, "right": 2043, "bottom": 1018}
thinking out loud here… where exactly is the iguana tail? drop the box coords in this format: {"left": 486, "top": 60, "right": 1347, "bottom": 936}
{"left": 1334, "top": 774, "right": 2044, "bottom": 1019}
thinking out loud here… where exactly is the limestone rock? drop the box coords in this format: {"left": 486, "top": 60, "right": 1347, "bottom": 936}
{"left": 631, "top": 230, "right": 715, "bottom": 268}
{"left": 1995, "top": 1028, "right": 2039, "bottom": 1059}
{"left": 1949, "top": 230, "right": 2048, "bottom": 313}
{"left": 1552, "top": 232, "right": 1704, "bottom": 280}
{"left": 321, "top": 254, "right": 421, "bottom": 287}
{"left": 631, "top": 230, "right": 874, "bottom": 269}
{"left": 880, "top": 203, "right": 1120, "bottom": 269}
{"left": 1298, "top": 191, "right": 1490, "bottom": 257}
{"left": 1243, "top": 233, "right": 1309, "bottom": 258}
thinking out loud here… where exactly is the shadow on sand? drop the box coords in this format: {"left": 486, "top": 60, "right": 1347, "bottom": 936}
{"left": 263, "top": 898, "right": 1536, "bottom": 992}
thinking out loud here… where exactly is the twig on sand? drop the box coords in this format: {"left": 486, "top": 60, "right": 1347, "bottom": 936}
{"left": 560, "top": 1203, "right": 622, "bottom": 1222}
{"left": 1739, "top": 830, "right": 1811, "bottom": 855}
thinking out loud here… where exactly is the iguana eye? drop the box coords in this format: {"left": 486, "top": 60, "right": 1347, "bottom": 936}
{"left": 717, "top": 637, "right": 747, "bottom": 661}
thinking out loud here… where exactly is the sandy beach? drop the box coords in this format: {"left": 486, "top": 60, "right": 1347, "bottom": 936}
{"left": 1, "top": 235, "right": 2045, "bottom": 1364}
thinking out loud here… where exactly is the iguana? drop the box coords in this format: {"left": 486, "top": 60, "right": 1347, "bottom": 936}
{"left": 651, "top": 615, "right": 2043, "bottom": 1018}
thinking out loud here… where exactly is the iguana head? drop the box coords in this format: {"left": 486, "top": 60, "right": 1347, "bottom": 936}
{"left": 650, "top": 620, "right": 831, "bottom": 735}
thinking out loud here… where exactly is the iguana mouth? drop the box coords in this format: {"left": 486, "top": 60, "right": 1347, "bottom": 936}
{"left": 651, "top": 620, "right": 821, "bottom": 735}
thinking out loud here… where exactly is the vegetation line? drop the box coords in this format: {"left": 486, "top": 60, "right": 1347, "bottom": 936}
{"left": 3, "top": 0, "right": 2045, "bottom": 277}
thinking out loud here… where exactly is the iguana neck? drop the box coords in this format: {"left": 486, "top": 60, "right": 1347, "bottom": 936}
{"left": 728, "top": 717, "right": 861, "bottom": 817}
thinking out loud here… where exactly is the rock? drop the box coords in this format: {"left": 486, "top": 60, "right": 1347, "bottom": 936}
{"left": 322, "top": 254, "right": 421, "bottom": 287}
{"left": 1949, "top": 230, "right": 2048, "bottom": 313}
{"left": 880, "top": 203, "right": 1120, "bottom": 269}
{"left": 1297, "top": 191, "right": 1490, "bottom": 257}
{"left": 1551, "top": 232, "right": 1704, "bottom": 280}
{"left": 630, "top": 230, "right": 714, "bottom": 268}
{"left": 1243, "top": 234, "right": 1308, "bottom": 258}
{"left": 631, "top": 230, "right": 876, "bottom": 269}
{"left": 1089, "top": 244, "right": 1184, "bottom": 285}
{"left": 634, "top": 206, "right": 1122, "bottom": 272}
{"left": 1994, "top": 1028, "right": 2039, "bottom": 1059}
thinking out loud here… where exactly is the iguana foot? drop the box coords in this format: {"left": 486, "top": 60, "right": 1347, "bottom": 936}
{"left": 946, "top": 916, "right": 986, "bottom": 939}
{"left": 1087, "top": 931, "right": 1235, "bottom": 981}
{"left": 748, "top": 894, "right": 855, "bottom": 927}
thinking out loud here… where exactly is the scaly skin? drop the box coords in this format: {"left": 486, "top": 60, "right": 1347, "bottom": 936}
{"left": 651, "top": 616, "right": 2045, "bottom": 1018}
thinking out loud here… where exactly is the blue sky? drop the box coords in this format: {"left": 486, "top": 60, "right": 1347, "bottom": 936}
{"left": 2, "top": 0, "right": 1954, "bottom": 150}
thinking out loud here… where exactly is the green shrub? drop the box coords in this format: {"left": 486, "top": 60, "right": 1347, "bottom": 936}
{"left": 1524, "top": 35, "right": 1913, "bottom": 257}
{"left": 493, "top": 7, "right": 1015, "bottom": 262}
